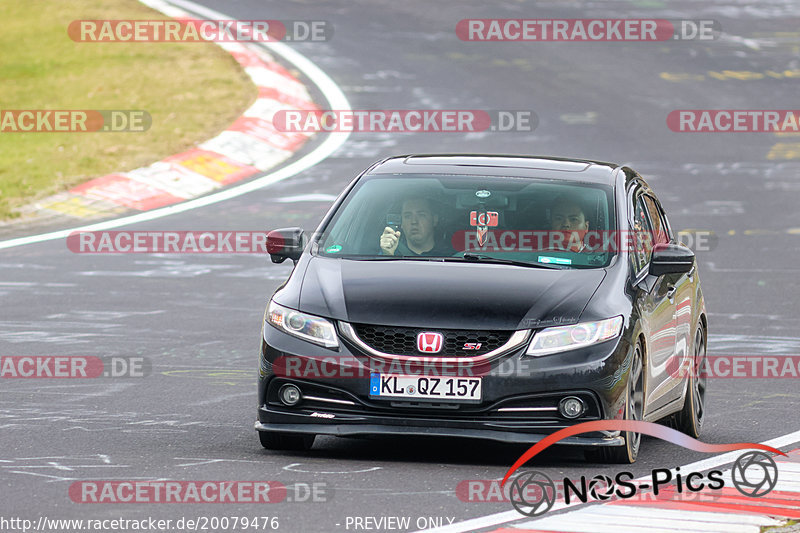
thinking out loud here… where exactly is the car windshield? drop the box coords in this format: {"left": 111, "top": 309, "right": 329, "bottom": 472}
{"left": 316, "top": 174, "right": 616, "bottom": 269}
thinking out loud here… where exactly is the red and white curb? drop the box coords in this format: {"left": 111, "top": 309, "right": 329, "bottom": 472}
{"left": 0, "top": 0, "right": 348, "bottom": 251}
{"left": 14, "top": 0, "right": 319, "bottom": 221}
{"left": 491, "top": 448, "right": 800, "bottom": 533}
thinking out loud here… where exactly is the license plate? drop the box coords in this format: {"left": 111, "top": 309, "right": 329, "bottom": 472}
{"left": 369, "top": 374, "right": 482, "bottom": 401}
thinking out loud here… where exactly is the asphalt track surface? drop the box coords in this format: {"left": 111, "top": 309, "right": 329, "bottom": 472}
{"left": 2, "top": 1, "right": 800, "bottom": 532}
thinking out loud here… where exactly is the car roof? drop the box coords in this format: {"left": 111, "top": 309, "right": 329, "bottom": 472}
{"left": 366, "top": 154, "right": 621, "bottom": 185}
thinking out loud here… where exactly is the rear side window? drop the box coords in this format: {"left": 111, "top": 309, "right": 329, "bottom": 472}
{"left": 642, "top": 195, "right": 669, "bottom": 245}
{"left": 631, "top": 195, "right": 653, "bottom": 274}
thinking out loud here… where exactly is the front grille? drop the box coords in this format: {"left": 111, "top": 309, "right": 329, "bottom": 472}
{"left": 351, "top": 324, "right": 513, "bottom": 356}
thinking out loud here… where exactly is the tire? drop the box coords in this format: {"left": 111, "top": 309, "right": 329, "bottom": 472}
{"left": 258, "top": 431, "right": 315, "bottom": 451}
{"left": 671, "top": 325, "right": 707, "bottom": 438}
{"left": 585, "top": 342, "right": 644, "bottom": 464}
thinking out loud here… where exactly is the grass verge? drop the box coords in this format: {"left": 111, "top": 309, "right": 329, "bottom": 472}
{"left": 0, "top": 0, "right": 257, "bottom": 219}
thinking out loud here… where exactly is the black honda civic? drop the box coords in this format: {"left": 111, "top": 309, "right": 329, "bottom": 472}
{"left": 257, "top": 154, "right": 707, "bottom": 463}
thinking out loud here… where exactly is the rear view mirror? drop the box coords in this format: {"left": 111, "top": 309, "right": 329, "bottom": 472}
{"left": 266, "top": 227, "right": 305, "bottom": 263}
{"left": 649, "top": 243, "right": 694, "bottom": 277}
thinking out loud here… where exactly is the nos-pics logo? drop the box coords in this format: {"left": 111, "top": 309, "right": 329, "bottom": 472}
{"left": 502, "top": 420, "right": 783, "bottom": 517}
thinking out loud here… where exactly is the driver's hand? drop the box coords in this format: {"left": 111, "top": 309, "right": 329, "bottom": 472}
{"left": 379, "top": 226, "right": 401, "bottom": 255}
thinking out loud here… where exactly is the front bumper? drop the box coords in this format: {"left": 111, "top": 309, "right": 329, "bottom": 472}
{"left": 254, "top": 420, "right": 624, "bottom": 446}
{"left": 257, "top": 320, "right": 634, "bottom": 447}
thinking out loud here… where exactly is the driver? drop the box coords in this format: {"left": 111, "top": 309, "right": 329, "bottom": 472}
{"left": 379, "top": 196, "right": 448, "bottom": 256}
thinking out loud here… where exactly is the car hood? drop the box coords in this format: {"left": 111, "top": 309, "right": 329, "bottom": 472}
{"left": 295, "top": 257, "right": 606, "bottom": 330}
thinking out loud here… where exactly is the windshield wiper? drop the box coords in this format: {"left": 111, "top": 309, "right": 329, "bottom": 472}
{"left": 354, "top": 255, "right": 441, "bottom": 261}
{"left": 345, "top": 254, "right": 565, "bottom": 268}
{"left": 451, "top": 253, "right": 565, "bottom": 269}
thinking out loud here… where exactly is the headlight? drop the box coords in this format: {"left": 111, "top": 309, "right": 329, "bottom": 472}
{"left": 525, "top": 316, "right": 623, "bottom": 356}
{"left": 266, "top": 301, "right": 339, "bottom": 349}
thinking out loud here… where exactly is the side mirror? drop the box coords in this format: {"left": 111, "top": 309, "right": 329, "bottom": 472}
{"left": 649, "top": 243, "right": 694, "bottom": 277}
{"left": 266, "top": 227, "right": 305, "bottom": 263}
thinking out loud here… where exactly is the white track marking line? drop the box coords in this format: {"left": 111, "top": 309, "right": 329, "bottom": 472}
{"left": 590, "top": 505, "right": 783, "bottom": 527}
{"left": 516, "top": 508, "right": 762, "bottom": 533}
{"left": 0, "top": 0, "right": 350, "bottom": 251}
{"left": 513, "top": 516, "right": 711, "bottom": 533}
{"left": 413, "top": 429, "right": 800, "bottom": 533}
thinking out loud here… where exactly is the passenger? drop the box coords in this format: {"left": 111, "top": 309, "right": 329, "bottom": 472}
{"left": 548, "top": 197, "right": 590, "bottom": 252}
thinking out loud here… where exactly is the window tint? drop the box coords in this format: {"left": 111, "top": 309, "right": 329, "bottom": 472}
{"left": 642, "top": 195, "right": 669, "bottom": 245}
{"left": 317, "top": 174, "right": 617, "bottom": 268}
{"left": 631, "top": 195, "right": 653, "bottom": 273}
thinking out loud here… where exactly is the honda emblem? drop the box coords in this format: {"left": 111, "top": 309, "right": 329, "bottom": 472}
{"left": 417, "top": 332, "right": 444, "bottom": 353}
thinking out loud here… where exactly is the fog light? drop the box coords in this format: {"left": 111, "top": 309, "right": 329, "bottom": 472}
{"left": 279, "top": 384, "right": 302, "bottom": 406}
{"left": 559, "top": 397, "right": 586, "bottom": 419}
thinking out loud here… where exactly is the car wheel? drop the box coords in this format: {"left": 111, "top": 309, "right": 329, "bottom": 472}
{"left": 585, "top": 342, "right": 644, "bottom": 464}
{"left": 258, "top": 431, "right": 315, "bottom": 451}
{"left": 671, "top": 325, "right": 707, "bottom": 438}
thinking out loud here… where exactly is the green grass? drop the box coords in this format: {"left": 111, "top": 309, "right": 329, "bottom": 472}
{"left": 0, "top": 0, "right": 257, "bottom": 219}
{"left": 762, "top": 520, "right": 798, "bottom": 532}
